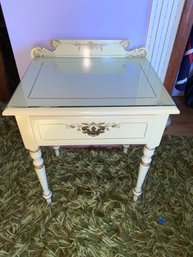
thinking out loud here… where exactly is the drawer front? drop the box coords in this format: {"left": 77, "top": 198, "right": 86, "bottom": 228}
{"left": 30, "top": 116, "right": 154, "bottom": 145}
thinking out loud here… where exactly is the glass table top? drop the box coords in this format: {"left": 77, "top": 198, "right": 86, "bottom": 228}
{"left": 7, "top": 57, "right": 174, "bottom": 108}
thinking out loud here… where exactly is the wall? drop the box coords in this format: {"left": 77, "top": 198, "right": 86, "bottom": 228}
{"left": 1, "top": 0, "right": 152, "bottom": 78}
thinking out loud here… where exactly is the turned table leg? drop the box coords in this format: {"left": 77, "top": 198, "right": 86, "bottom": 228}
{"left": 133, "top": 145, "right": 156, "bottom": 201}
{"left": 53, "top": 146, "right": 60, "bottom": 157}
{"left": 123, "top": 144, "right": 130, "bottom": 154}
{"left": 29, "top": 148, "right": 52, "bottom": 204}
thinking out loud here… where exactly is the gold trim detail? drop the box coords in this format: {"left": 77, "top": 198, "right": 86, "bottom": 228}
{"left": 51, "top": 39, "right": 61, "bottom": 48}
{"left": 73, "top": 41, "right": 108, "bottom": 51}
{"left": 140, "top": 160, "right": 150, "bottom": 167}
{"left": 31, "top": 47, "right": 56, "bottom": 58}
{"left": 34, "top": 164, "right": 45, "bottom": 170}
{"left": 125, "top": 47, "right": 147, "bottom": 58}
{"left": 133, "top": 189, "right": 142, "bottom": 196}
{"left": 120, "top": 40, "right": 130, "bottom": 48}
{"left": 66, "top": 122, "right": 120, "bottom": 137}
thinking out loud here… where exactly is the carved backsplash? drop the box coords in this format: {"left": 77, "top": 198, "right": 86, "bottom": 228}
{"left": 31, "top": 39, "right": 147, "bottom": 58}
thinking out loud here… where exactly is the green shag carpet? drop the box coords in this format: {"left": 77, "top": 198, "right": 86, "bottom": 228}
{"left": 0, "top": 110, "right": 193, "bottom": 257}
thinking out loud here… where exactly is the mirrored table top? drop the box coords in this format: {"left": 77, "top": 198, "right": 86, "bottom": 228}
{"left": 7, "top": 57, "right": 174, "bottom": 108}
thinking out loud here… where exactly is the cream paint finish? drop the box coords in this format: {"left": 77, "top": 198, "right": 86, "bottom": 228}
{"left": 3, "top": 40, "right": 179, "bottom": 204}
{"left": 30, "top": 116, "right": 154, "bottom": 145}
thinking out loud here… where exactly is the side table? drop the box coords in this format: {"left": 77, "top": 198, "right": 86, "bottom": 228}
{"left": 3, "top": 39, "right": 179, "bottom": 203}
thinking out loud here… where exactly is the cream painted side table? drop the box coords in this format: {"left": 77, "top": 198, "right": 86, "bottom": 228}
{"left": 3, "top": 39, "right": 179, "bottom": 203}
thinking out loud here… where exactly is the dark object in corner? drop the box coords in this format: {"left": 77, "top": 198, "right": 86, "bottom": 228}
{"left": 0, "top": 4, "right": 20, "bottom": 102}
{"left": 184, "top": 75, "right": 193, "bottom": 108}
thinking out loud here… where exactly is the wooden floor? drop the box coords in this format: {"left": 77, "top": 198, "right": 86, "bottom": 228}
{"left": 164, "top": 96, "right": 193, "bottom": 136}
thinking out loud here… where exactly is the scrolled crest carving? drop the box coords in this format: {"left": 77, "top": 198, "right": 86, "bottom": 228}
{"left": 120, "top": 40, "right": 130, "bottom": 48}
{"left": 31, "top": 39, "right": 147, "bottom": 58}
{"left": 31, "top": 47, "right": 56, "bottom": 58}
{"left": 125, "top": 47, "right": 147, "bottom": 58}
{"left": 51, "top": 39, "right": 61, "bottom": 48}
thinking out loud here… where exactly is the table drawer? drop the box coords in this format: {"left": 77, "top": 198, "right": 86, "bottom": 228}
{"left": 31, "top": 116, "right": 154, "bottom": 145}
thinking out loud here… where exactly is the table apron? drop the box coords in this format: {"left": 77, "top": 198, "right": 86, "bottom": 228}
{"left": 29, "top": 115, "right": 158, "bottom": 146}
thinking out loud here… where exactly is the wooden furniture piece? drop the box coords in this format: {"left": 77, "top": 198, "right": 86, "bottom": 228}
{"left": 164, "top": 0, "right": 193, "bottom": 94}
{"left": 3, "top": 39, "right": 179, "bottom": 204}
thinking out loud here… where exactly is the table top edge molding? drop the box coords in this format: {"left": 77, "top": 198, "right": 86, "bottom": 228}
{"left": 2, "top": 106, "right": 180, "bottom": 116}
